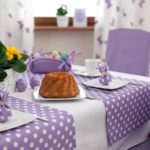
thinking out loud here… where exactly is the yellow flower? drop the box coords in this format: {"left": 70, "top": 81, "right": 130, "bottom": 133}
{"left": 6, "top": 47, "right": 22, "bottom": 60}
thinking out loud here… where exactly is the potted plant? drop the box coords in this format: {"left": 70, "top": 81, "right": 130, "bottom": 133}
{"left": 56, "top": 4, "right": 69, "bottom": 27}
{"left": 0, "top": 41, "right": 28, "bottom": 92}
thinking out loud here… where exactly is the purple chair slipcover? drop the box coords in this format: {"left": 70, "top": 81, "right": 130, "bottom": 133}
{"left": 105, "top": 28, "right": 150, "bottom": 76}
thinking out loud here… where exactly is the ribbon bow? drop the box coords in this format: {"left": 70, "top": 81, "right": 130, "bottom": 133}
{"left": 58, "top": 50, "right": 81, "bottom": 71}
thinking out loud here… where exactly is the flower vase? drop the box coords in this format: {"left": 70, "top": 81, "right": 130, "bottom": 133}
{"left": 0, "top": 69, "right": 16, "bottom": 93}
{"left": 57, "top": 16, "right": 69, "bottom": 27}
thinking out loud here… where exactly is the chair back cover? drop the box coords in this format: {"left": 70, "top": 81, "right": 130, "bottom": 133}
{"left": 105, "top": 28, "right": 150, "bottom": 76}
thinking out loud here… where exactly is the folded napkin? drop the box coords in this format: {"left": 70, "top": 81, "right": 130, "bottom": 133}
{"left": 96, "top": 61, "right": 112, "bottom": 85}
{"left": 0, "top": 87, "right": 12, "bottom": 123}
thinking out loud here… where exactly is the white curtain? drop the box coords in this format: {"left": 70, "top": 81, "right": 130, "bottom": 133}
{"left": 0, "top": 0, "right": 34, "bottom": 53}
{"left": 94, "top": 0, "right": 150, "bottom": 59}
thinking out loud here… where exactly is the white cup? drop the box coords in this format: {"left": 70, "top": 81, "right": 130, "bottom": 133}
{"left": 85, "top": 59, "right": 101, "bottom": 75}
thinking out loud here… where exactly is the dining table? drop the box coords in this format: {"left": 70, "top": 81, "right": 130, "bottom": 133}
{"left": 1, "top": 65, "right": 150, "bottom": 150}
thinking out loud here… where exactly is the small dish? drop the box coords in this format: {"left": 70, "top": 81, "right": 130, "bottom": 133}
{"left": 73, "top": 69, "right": 100, "bottom": 77}
{"left": 0, "top": 109, "right": 36, "bottom": 132}
{"left": 82, "top": 78, "right": 129, "bottom": 90}
{"left": 33, "top": 85, "right": 86, "bottom": 101}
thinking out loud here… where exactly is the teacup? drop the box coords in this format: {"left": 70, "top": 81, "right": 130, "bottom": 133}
{"left": 85, "top": 59, "right": 101, "bottom": 75}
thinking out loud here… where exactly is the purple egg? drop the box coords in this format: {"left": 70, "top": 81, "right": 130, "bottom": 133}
{"left": 16, "top": 79, "right": 27, "bottom": 92}
{"left": 30, "top": 76, "right": 40, "bottom": 89}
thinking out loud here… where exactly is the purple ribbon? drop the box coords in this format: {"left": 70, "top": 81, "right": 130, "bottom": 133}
{"left": 58, "top": 50, "right": 81, "bottom": 71}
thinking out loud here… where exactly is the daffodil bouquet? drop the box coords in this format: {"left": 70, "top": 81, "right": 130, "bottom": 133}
{"left": 0, "top": 41, "right": 28, "bottom": 82}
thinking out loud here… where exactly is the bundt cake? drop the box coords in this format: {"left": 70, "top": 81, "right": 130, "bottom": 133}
{"left": 39, "top": 72, "right": 79, "bottom": 98}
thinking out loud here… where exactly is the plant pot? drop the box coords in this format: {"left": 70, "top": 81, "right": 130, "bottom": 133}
{"left": 0, "top": 69, "right": 16, "bottom": 93}
{"left": 57, "top": 16, "right": 69, "bottom": 27}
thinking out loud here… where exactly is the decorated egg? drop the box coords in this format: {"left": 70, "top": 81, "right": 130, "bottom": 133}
{"left": 30, "top": 76, "right": 40, "bottom": 89}
{"left": 60, "top": 53, "right": 68, "bottom": 61}
{"left": 16, "top": 78, "right": 27, "bottom": 92}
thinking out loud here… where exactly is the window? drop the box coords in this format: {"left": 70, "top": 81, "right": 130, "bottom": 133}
{"left": 31, "top": 0, "right": 97, "bottom": 17}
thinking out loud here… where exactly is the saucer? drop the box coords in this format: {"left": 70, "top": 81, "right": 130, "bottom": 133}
{"left": 73, "top": 69, "right": 100, "bottom": 77}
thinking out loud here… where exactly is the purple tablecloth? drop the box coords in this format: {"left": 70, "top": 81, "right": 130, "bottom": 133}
{"left": 0, "top": 97, "right": 76, "bottom": 150}
{"left": 75, "top": 75, "right": 150, "bottom": 144}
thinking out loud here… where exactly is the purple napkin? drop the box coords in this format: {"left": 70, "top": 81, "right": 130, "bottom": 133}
{"left": 97, "top": 61, "right": 112, "bottom": 85}
{"left": 98, "top": 73, "right": 112, "bottom": 85}
{"left": 0, "top": 87, "right": 12, "bottom": 123}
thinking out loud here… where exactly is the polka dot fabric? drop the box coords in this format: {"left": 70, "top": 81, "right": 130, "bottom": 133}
{"left": 0, "top": 97, "right": 76, "bottom": 150}
{"left": 75, "top": 75, "right": 150, "bottom": 144}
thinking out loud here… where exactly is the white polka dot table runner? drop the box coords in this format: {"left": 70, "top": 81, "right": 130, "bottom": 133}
{"left": 0, "top": 97, "right": 76, "bottom": 150}
{"left": 21, "top": 70, "right": 150, "bottom": 145}
{"left": 75, "top": 75, "right": 150, "bottom": 144}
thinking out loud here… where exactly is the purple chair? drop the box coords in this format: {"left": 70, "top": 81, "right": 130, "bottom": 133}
{"left": 105, "top": 28, "right": 150, "bottom": 76}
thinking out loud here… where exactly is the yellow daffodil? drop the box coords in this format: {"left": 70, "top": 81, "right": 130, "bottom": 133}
{"left": 6, "top": 47, "right": 22, "bottom": 60}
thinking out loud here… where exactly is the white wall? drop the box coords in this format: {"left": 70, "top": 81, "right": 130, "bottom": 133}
{"left": 34, "top": 30, "right": 94, "bottom": 65}
{"left": 31, "top": 0, "right": 97, "bottom": 17}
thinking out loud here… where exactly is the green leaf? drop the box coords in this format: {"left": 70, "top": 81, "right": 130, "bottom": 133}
{"left": 21, "top": 54, "right": 29, "bottom": 61}
{"left": 10, "top": 60, "right": 27, "bottom": 73}
{"left": 56, "top": 7, "right": 68, "bottom": 16}
{"left": 0, "top": 41, "right": 7, "bottom": 64}
{"left": 0, "top": 41, "right": 6, "bottom": 50}
{"left": 0, "top": 70, "right": 7, "bottom": 82}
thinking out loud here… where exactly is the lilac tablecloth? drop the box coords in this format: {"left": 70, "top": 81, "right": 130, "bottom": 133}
{"left": 75, "top": 75, "right": 150, "bottom": 144}
{"left": 0, "top": 97, "right": 76, "bottom": 150}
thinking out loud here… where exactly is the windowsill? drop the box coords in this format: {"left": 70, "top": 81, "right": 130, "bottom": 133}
{"left": 34, "top": 17, "right": 94, "bottom": 31}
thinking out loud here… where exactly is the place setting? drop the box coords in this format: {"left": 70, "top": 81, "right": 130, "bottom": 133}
{"left": 74, "top": 59, "right": 144, "bottom": 95}
{"left": 0, "top": 87, "right": 37, "bottom": 132}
